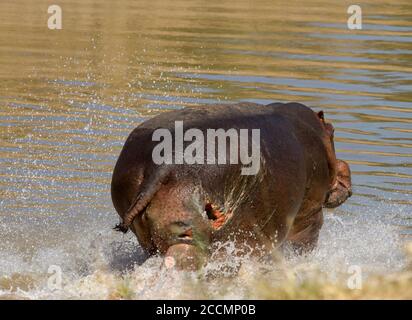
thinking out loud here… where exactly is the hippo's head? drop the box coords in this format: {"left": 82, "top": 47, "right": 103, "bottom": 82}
{"left": 126, "top": 176, "right": 218, "bottom": 270}
{"left": 317, "top": 111, "right": 352, "bottom": 208}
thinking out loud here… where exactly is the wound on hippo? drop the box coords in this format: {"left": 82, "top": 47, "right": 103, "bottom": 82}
{"left": 205, "top": 203, "right": 229, "bottom": 229}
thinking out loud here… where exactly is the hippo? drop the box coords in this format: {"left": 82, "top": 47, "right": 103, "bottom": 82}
{"left": 111, "top": 102, "right": 352, "bottom": 269}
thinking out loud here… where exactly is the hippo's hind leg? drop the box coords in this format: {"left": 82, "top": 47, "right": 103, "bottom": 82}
{"left": 286, "top": 207, "right": 323, "bottom": 254}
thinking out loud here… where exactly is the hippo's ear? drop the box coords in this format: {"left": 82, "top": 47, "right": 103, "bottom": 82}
{"left": 317, "top": 111, "right": 325, "bottom": 122}
{"left": 317, "top": 110, "right": 334, "bottom": 137}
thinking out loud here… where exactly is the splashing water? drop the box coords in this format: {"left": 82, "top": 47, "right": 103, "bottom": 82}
{"left": 0, "top": 200, "right": 407, "bottom": 299}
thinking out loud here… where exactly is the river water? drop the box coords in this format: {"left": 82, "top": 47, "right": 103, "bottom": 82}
{"left": 0, "top": 0, "right": 411, "bottom": 299}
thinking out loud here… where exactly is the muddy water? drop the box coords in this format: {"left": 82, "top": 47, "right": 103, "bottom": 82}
{"left": 0, "top": 0, "right": 411, "bottom": 299}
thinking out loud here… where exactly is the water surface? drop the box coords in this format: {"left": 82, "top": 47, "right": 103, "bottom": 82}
{"left": 0, "top": 0, "right": 411, "bottom": 298}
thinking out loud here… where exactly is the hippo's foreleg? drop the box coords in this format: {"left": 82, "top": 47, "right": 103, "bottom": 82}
{"left": 286, "top": 208, "right": 324, "bottom": 254}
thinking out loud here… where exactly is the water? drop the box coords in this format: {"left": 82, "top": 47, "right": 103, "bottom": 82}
{"left": 0, "top": 0, "right": 411, "bottom": 299}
